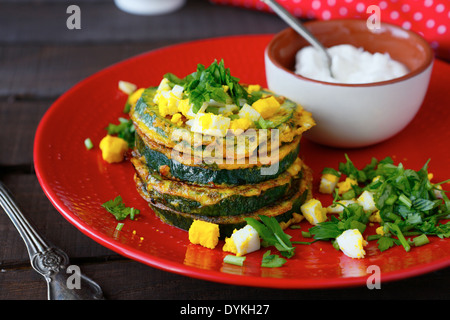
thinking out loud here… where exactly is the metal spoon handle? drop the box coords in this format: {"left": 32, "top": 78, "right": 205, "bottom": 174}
{"left": 262, "top": 0, "right": 333, "bottom": 69}
{"left": 0, "top": 181, "right": 104, "bottom": 300}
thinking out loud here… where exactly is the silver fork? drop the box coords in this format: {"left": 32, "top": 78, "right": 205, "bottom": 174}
{"left": 0, "top": 181, "right": 104, "bottom": 300}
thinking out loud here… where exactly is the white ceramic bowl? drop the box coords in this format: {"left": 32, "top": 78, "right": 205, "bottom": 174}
{"left": 265, "top": 20, "right": 434, "bottom": 148}
{"left": 114, "top": 0, "right": 186, "bottom": 16}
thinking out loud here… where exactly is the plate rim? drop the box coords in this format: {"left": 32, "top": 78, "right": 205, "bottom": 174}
{"left": 33, "top": 34, "right": 450, "bottom": 289}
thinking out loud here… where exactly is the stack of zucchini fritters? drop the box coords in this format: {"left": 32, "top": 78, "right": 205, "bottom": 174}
{"left": 130, "top": 61, "right": 315, "bottom": 238}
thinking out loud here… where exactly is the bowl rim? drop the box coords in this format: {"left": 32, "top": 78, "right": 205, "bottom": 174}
{"left": 265, "top": 19, "right": 434, "bottom": 88}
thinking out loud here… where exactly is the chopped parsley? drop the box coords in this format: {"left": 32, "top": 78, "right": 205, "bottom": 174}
{"left": 102, "top": 195, "right": 140, "bottom": 221}
{"left": 163, "top": 59, "right": 259, "bottom": 113}
{"left": 261, "top": 250, "right": 287, "bottom": 268}
{"left": 245, "top": 215, "right": 295, "bottom": 259}
{"left": 306, "top": 155, "right": 450, "bottom": 253}
{"left": 105, "top": 117, "right": 136, "bottom": 147}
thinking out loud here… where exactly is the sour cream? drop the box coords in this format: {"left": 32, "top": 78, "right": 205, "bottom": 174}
{"left": 295, "top": 44, "right": 409, "bottom": 84}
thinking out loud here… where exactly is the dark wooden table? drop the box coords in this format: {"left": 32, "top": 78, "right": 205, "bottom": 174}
{"left": 0, "top": 0, "right": 448, "bottom": 301}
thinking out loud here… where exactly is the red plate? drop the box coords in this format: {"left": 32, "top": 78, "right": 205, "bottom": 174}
{"left": 34, "top": 35, "right": 450, "bottom": 289}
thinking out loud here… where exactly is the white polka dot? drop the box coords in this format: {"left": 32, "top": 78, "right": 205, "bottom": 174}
{"left": 356, "top": 2, "right": 365, "bottom": 12}
{"left": 322, "top": 10, "right": 331, "bottom": 20}
{"left": 312, "top": 0, "right": 321, "bottom": 10}
{"left": 437, "top": 25, "right": 447, "bottom": 34}
{"left": 402, "top": 4, "right": 410, "bottom": 12}
{"left": 430, "top": 41, "right": 439, "bottom": 49}
{"left": 345, "top": 0, "right": 353, "bottom": 3}
{"left": 339, "top": 7, "right": 348, "bottom": 15}
{"left": 424, "top": 0, "right": 433, "bottom": 7}
{"left": 414, "top": 12, "right": 423, "bottom": 21}
{"left": 426, "top": 19, "right": 435, "bottom": 28}
{"left": 390, "top": 11, "right": 399, "bottom": 19}
{"left": 402, "top": 21, "right": 412, "bottom": 29}
{"left": 327, "top": 0, "right": 336, "bottom": 6}
{"left": 436, "top": 4, "right": 445, "bottom": 13}
{"left": 379, "top": 1, "right": 388, "bottom": 9}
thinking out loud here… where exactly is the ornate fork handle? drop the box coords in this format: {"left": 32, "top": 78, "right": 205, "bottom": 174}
{"left": 0, "top": 181, "right": 104, "bottom": 300}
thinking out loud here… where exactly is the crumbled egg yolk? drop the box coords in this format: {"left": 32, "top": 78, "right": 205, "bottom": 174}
{"left": 376, "top": 226, "right": 385, "bottom": 236}
{"left": 128, "top": 88, "right": 145, "bottom": 107}
{"left": 247, "top": 84, "right": 261, "bottom": 93}
{"left": 300, "top": 198, "right": 328, "bottom": 225}
{"left": 369, "top": 211, "right": 382, "bottom": 223}
{"left": 188, "top": 220, "right": 220, "bottom": 249}
{"left": 286, "top": 158, "right": 302, "bottom": 177}
{"left": 319, "top": 173, "right": 340, "bottom": 194}
{"left": 252, "top": 96, "right": 280, "bottom": 119}
{"left": 170, "top": 113, "right": 184, "bottom": 126}
{"left": 153, "top": 78, "right": 186, "bottom": 118}
{"left": 337, "top": 177, "right": 358, "bottom": 194}
{"left": 336, "top": 229, "right": 367, "bottom": 259}
{"left": 99, "top": 135, "right": 129, "bottom": 163}
{"left": 357, "top": 190, "right": 377, "bottom": 213}
{"left": 223, "top": 225, "right": 260, "bottom": 257}
{"left": 178, "top": 99, "right": 192, "bottom": 118}
{"left": 229, "top": 117, "right": 252, "bottom": 132}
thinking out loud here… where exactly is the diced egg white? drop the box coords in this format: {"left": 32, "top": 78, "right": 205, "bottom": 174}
{"left": 319, "top": 173, "right": 340, "bottom": 194}
{"left": 327, "top": 200, "right": 356, "bottom": 213}
{"left": 300, "top": 198, "right": 327, "bottom": 225}
{"left": 238, "top": 103, "right": 261, "bottom": 122}
{"left": 188, "top": 112, "right": 230, "bottom": 137}
{"left": 357, "top": 190, "right": 377, "bottom": 213}
{"left": 336, "top": 229, "right": 367, "bottom": 259}
{"left": 118, "top": 80, "right": 137, "bottom": 95}
{"left": 223, "top": 225, "right": 260, "bottom": 256}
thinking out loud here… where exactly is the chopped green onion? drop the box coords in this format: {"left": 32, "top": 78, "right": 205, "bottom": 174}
{"left": 291, "top": 240, "right": 318, "bottom": 245}
{"left": 387, "top": 223, "right": 411, "bottom": 252}
{"left": 367, "top": 234, "right": 382, "bottom": 241}
{"left": 301, "top": 231, "right": 312, "bottom": 238}
{"left": 398, "top": 194, "right": 412, "bottom": 208}
{"left": 223, "top": 254, "right": 246, "bottom": 266}
{"left": 116, "top": 222, "right": 124, "bottom": 231}
{"left": 413, "top": 234, "right": 430, "bottom": 247}
{"left": 84, "top": 138, "right": 94, "bottom": 150}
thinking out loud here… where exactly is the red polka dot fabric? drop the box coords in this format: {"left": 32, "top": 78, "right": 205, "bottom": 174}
{"left": 210, "top": 0, "right": 450, "bottom": 61}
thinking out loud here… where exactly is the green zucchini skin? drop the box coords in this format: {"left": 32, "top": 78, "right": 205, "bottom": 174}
{"left": 135, "top": 132, "right": 300, "bottom": 186}
{"left": 135, "top": 173, "right": 311, "bottom": 238}
{"left": 132, "top": 154, "right": 303, "bottom": 217}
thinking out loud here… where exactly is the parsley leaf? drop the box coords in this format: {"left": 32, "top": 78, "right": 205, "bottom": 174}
{"left": 314, "top": 154, "right": 450, "bottom": 253}
{"left": 261, "top": 250, "right": 287, "bottom": 268}
{"left": 245, "top": 215, "right": 295, "bottom": 258}
{"left": 163, "top": 60, "right": 258, "bottom": 113}
{"left": 102, "top": 196, "right": 140, "bottom": 221}
{"left": 105, "top": 117, "right": 136, "bottom": 147}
